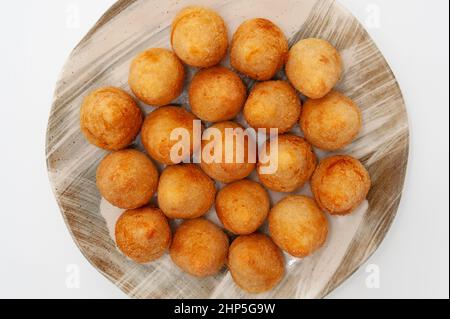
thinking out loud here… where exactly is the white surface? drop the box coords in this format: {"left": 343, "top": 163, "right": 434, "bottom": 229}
{"left": 0, "top": 0, "right": 448, "bottom": 299}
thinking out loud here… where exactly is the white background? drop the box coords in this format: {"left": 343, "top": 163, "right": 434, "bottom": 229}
{"left": 0, "top": 0, "right": 448, "bottom": 299}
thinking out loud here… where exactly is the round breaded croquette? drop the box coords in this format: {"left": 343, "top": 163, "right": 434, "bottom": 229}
{"left": 269, "top": 196, "right": 328, "bottom": 258}
{"left": 129, "top": 48, "right": 185, "bottom": 107}
{"left": 231, "top": 18, "right": 288, "bottom": 81}
{"left": 80, "top": 87, "right": 142, "bottom": 151}
{"left": 257, "top": 134, "right": 317, "bottom": 193}
{"left": 228, "top": 234, "right": 285, "bottom": 293}
{"left": 311, "top": 155, "right": 371, "bottom": 215}
{"left": 189, "top": 66, "right": 247, "bottom": 123}
{"left": 200, "top": 121, "right": 256, "bottom": 183}
{"left": 158, "top": 164, "right": 216, "bottom": 219}
{"left": 300, "top": 91, "right": 362, "bottom": 151}
{"left": 171, "top": 6, "right": 228, "bottom": 68}
{"left": 96, "top": 149, "right": 159, "bottom": 209}
{"left": 244, "top": 81, "right": 301, "bottom": 134}
{"left": 216, "top": 180, "right": 270, "bottom": 235}
{"left": 170, "top": 219, "right": 229, "bottom": 277}
{"left": 141, "top": 106, "right": 200, "bottom": 165}
{"left": 286, "top": 38, "right": 342, "bottom": 99}
{"left": 115, "top": 207, "right": 171, "bottom": 264}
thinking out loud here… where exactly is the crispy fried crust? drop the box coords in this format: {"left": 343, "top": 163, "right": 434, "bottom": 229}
{"left": 200, "top": 121, "right": 256, "bottom": 183}
{"left": 286, "top": 38, "right": 342, "bottom": 99}
{"left": 231, "top": 18, "right": 288, "bottom": 81}
{"left": 228, "top": 234, "right": 285, "bottom": 293}
{"left": 170, "top": 219, "right": 229, "bottom": 277}
{"left": 171, "top": 6, "right": 228, "bottom": 68}
{"left": 129, "top": 48, "right": 185, "bottom": 106}
{"left": 189, "top": 66, "right": 247, "bottom": 122}
{"left": 216, "top": 180, "right": 270, "bottom": 235}
{"left": 300, "top": 91, "right": 362, "bottom": 151}
{"left": 80, "top": 87, "right": 142, "bottom": 151}
{"left": 158, "top": 164, "right": 216, "bottom": 219}
{"left": 96, "top": 149, "right": 159, "bottom": 209}
{"left": 115, "top": 207, "right": 171, "bottom": 263}
{"left": 141, "top": 106, "right": 199, "bottom": 165}
{"left": 244, "top": 81, "right": 301, "bottom": 134}
{"left": 311, "top": 155, "right": 371, "bottom": 215}
{"left": 269, "top": 196, "right": 328, "bottom": 258}
{"left": 257, "top": 134, "right": 317, "bottom": 192}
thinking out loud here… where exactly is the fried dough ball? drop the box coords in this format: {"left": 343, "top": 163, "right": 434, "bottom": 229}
{"left": 311, "top": 155, "right": 371, "bottom": 215}
{"left": 171, "top": 6, "right": 228, "bottom": 68}
{"left": 158, "top": 164, "right": 216, "bottom": 219}
{"left": 228, "top": 234, "right": 284, "bottom": 293}
{"left": 141, "top": 106, "right": 199, "bottom": 165}
{"left": 189, "top": 66, "right": 247, "bottom": 122}
{"left": 170, "top": 219, "right": 229, "bottom": 277}
{"left": 129, "top": 48, "right": 185, "bottom": 106}
{"left": 200, "top": 121, "right": 256, "bottom": 183}
{"left": 244, "top": 81, "right": 301, "bottom": 134}
{"left": 258, "top": 134, "right": 317, "bottom": 193}
{"left": 286, "top": 38, "right": 342, "bottom": 99}
{"left": 80, "top": 87, "right": 142, "bottom": 151}
{"left": 269, "top": 196, "right": 328, "bottom": 258}
{"left": 96, "top": 149, "right": 159, "bottom": 209}
{"left": 216, "top": 180, "right": 270, "bottom": 235}
{"left": 231, "top": 18, "right": 288, "bottom": 81}
{"left": 300, "top": 91, "right": 362, "bottom": 151}
{"left": 115, "top": 207, "right": 171, "bottom": 263}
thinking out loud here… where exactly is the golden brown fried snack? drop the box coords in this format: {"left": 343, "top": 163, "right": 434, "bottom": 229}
{"left": 300, "top": 91, "right": 362, "bottom": 151}
{"left": 269, "top": 196, "right": 328, "bottom": 258}
{"left": 115, "top": 207, "right": 171, "bottom": 263}
{"left": 228, "top": 234, "right": 284, "bottom": 293}
{"left": 216, "top": 180, "right": 270, "bottom": 235}
{"left": 171, "top": 6, "right": 228, "bottom": 68}
{"left": 158, "top": 164, "right": 216, "bottom": 219}
{"left": 257, "top": 134, "right": 317, "bottom": 193}
{"left": 80, "top": 87, "right": 142, "bottom": 151}
{"left": 231, "top": 18, "right": 288, "bottom": 81}
{"left": 141, "top": 106, "right": 199, "bottom": 165}
{"left": 286, "top": 38, "right": 342, "bottom": 99}
{"left": 170, "top": 219, "right": 229, "bottom": 277}
{"left": 200, "top": 121, "right": 256, "bottom": 183}
{"left": 244, "top": 81, "right": 301, "bottom": 134}
{"left": 311, "top": 155, "right": 371, "bottom": 215}
{"left": 129, "top": 48, "right": 185, "bottom": 106}
{"left": 96, "top": 149, "right": 159, "bottom": 209}
{"left": 189, "top": 66, "right": 247, "bottom": 123}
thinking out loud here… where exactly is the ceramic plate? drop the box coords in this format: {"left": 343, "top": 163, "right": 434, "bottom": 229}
{"left": 46, "top": 0, "right": 409, "bottom": 298}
